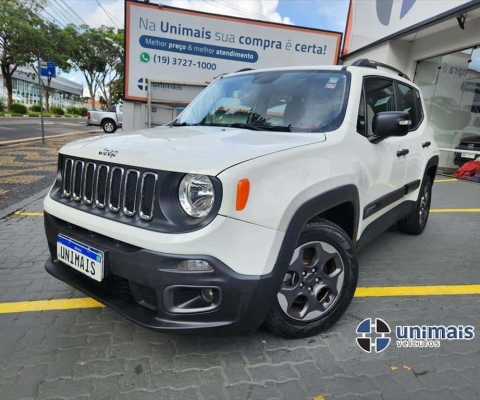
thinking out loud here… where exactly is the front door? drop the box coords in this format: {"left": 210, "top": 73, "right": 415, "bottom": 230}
{"left": 357, "top": 77, "right": 408, "bottom": 222}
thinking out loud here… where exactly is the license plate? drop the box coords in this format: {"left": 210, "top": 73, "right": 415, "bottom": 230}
{"left": 461, "top": 152, "right": 476, "bottom": 159}
{"left": 57, "top": 235, "right": 104, "bottom": 282}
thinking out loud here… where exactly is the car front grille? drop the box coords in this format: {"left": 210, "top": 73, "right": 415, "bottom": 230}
{"left": 62, "top": 157, "right": 157, "bottom": 220}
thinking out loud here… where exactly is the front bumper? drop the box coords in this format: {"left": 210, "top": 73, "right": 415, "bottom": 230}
{"left": 44, "top": 212, "right": 282, "bottom": 334}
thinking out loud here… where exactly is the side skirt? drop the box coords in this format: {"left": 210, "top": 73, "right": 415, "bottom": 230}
{"left": 357, "top": 200, "right": 416, "bottom": 251}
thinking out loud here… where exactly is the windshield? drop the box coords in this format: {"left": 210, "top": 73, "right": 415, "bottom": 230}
{"left": 174, "top": 70, "right": 350, "bottom": 133}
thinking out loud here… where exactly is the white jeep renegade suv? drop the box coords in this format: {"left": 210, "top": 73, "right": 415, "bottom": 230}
{"left": 43, "top": 59, "right": 439, "bottom": 338}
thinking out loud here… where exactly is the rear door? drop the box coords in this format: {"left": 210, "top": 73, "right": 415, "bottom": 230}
{"left": 357, "top": 76, "right": 408, "bottom": 221}
{"left": 396, "top": 82, "right": 429, "bottom": 186}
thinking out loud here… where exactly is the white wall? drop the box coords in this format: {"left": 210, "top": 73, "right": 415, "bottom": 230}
{"left": 343, "top": 14, "right": 480, "bottom": 80}
{"left": 123, "top": 101, "right": 147, "bottom": 132}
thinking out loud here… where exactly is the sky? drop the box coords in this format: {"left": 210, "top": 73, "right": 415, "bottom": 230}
{"left": 51, "top": 0, "right": 350, "bottom": 96}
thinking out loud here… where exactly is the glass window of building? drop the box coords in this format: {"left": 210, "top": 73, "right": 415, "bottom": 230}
{"left": 415, "top": 47, "right": 480, "bottom": 182}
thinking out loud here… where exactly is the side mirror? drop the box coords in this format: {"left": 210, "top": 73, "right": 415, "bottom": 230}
{"left": 369, "top": 111, "right": 411, "bottom": 143}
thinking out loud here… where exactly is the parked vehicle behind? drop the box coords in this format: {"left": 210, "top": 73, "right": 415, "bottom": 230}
{"left": 87, "top": 103, "right": 123, "bottom": 133}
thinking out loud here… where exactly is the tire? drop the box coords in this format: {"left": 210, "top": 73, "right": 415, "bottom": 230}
{"left": 102, "top": 119, "right": 117, "bottom": 134}
{"left": 264, "top": 219, "right": 359, "bottom": 339}
{"left": 397, "top": 175, "right": 432, "bottom": 235}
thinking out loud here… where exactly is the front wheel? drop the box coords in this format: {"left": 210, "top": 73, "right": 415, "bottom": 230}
{"left": 264, "top": 220, "right": 359, "bottom": 339}
{"left": 102, "top": 119, "right": 117, "bottom": 134}
{"left": 397, "top": 175, "right": 432, "bottom": 235}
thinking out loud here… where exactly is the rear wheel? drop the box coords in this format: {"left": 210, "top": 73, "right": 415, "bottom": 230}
{"left": 102, "top": 119, "right": 117, "bottom": 134}
{"left": 265, "top": 220, "right": 359, "bottom": 339}
{"left": 397, "top": 175, "right": 432, "bottom": 235}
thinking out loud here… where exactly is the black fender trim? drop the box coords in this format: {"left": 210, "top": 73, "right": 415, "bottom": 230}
{"left": 274, "top": 185, "right": 360, "bottom": 268}
{"left": 424, "top": 155, "right": 440, "bottom": 181}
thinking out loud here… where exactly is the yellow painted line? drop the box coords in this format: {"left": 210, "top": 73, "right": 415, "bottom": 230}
{"left": 1, "top": 285, "right": 480, "bottom": 314}
{"left": 355, "top": 285, "right": 480, "bottom": 297}
{"left": 313, "top": 397, "right": 325, "bottom": 400}
{"left": 430, "top": 209, "right": 480, "bottom": 213}
{"left": 0, "top": 298, "right": 103, "bottom": 314}
{"left": 434, "top": 178, "right": 457, "bottom": 183}
{"left": 13, "top": 211, "right": 44, "bottom": 216}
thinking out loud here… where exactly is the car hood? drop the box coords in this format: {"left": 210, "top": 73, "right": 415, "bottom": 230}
{"left": 60, "top": 125, "right": 326, "bottom": 175}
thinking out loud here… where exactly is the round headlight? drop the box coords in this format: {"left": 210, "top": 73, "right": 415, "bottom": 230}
{"left": 179, "top": 174, "right": 215, "bottom": 218}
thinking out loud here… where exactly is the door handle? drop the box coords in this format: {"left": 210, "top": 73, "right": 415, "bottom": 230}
{"left": 396, "top": 149, "right": 409, "bottom": 157}
{"left": 422, "top": 141, "right": 431, "bottom": 148}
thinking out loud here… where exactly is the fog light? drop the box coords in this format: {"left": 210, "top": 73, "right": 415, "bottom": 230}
{"left": 177, "top": 260, "right": 213, "bottom": 271}
{"left": 201, "top": 288, "right": 214, "bottom": 303}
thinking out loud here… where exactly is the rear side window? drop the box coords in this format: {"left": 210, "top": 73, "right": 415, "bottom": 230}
{"left": 397, "top": 83, "right": 422, "bottom": 130}
{"left": 414, "top": 89, "right": 424, "bottom": 123}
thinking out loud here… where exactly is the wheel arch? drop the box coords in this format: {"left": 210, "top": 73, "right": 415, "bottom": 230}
{"left": 424, "top": 155, "right": 439, "bottom": 183}
{"left": 274, "top": 185, "right": 360, "bottom": 269}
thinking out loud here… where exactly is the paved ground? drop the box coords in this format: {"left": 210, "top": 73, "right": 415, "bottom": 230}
{"left": 0, "top": 118, "right": 95, "bottom": 142}
{"left": 0, "top": 178, "right": 479, "bottom": 399}
{"left": 0, "top": 132, "right": 101, "bottom": 212}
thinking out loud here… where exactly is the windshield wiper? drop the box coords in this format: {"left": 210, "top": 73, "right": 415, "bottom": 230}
{"left": 227, "top": 123, "right": 266, "bottom": 131}
{"left": 170, "top": 121, "right": 191, "bottom": 126}
{"left": 227, "top": 123, "right": 292, "bottom": 132}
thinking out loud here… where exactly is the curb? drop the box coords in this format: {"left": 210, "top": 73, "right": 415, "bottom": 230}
{"left": 0, "top": 130, "right": 102, "bottom": 147}
{"left": 0, "top": 187, "right": 50, "bottom": 221}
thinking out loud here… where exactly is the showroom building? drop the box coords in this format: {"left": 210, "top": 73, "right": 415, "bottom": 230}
{"left": 342, "top": 0, "right": 480, "bottom": 180}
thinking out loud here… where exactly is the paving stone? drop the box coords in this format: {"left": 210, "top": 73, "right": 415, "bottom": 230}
{"left": 114, "top": 390, "right": 172, "bottom": 400}
{"left": 74, "top": 358, "right": 126, "bottom": 378}
{"left": 249, "top": 364, "right": 297, "bottom": 383}
{"left": 39, "top": 377, "right": 95, "bottom": 399}
{"left": 7, "top": 364, "right": 47, "bottom": 399}
{"left": 46, "top": 348, "right": 82, "bottom": 379}
{"left": 226, "top": 382, "right": 281, "bottom": 400}
{"left": 175, "top": 353, "right": 222, "bottom": 371}
{"left": 222, "top": 352, "right": 251, "bottom": 385}
{"left": 198, "top": 368, "right": 229, "bottom": 400}
{"left": 171, "top": 388, "right": 200, "bottom": 400}
{"left": 108, "top": 342, "right": 152, "bottom": 359}
{"left": 149, "top": 370, "right": 200, "bottom": 390}
{"left": 122, "top": 357, "right": 150, "bottom": 392}
{"left": 150, "top": 342, "right": 176, "bottom": 372}
{"left": 266, "top": 348, "right": 314, "bottom": 365}
{"left": 93, "top": 375, "right": 123, "bottom": 400}
{"left": 292, "top": 361, "right": 326, "bottom": 396}
{"left": 71, "top": 322, "right": 113, "bottom": 336}
{"left": 275, "top": 380, "right": 308, "bottom": 400}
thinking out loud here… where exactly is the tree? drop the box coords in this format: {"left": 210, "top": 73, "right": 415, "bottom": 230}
{"left": 65, "top": 24, "right": 120, "bottom": 111}
{"left": 95, "top": 28, "right": 124, "bottom": 110}
{"left": 31, "top": 23, "right": 73, "bottom": 112}
{"left": 0, "top": 0, "right": 46, "bottom": 109}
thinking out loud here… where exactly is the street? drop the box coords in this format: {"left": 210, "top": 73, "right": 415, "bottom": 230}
{"left": 0, "top": 117, "right": 97, "bottom": 142}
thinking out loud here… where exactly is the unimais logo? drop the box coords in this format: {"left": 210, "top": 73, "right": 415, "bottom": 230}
{"left": 356, "top": 318, "right": 475, "bottom": 353}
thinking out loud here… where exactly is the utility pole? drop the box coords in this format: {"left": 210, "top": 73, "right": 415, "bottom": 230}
{"left": 37, "top": 58, "right": 45, "bottom": 144}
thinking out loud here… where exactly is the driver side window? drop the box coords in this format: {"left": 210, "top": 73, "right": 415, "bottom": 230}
{"left": 363, "top": 78, "right": 396, "bottom": 136}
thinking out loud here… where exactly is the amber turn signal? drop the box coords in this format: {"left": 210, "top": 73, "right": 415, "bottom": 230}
{"left": 236, "top": 179, "right": 250, "bottom": 211}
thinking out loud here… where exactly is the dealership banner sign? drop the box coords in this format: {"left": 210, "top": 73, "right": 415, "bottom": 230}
{"left": 125, "top": 1, "right": 342, "bottom": 102}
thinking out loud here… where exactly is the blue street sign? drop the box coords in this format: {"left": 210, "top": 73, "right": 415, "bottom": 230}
{"left": 40, "top": 61, "right": 56, "bottom": 78}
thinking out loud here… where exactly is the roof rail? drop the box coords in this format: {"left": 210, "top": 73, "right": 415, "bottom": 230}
{"left": 235, "top": 68, "right": 255, "bottom": 73}
{"left": 350, "top": 59, "right": 411, "bottom": 81}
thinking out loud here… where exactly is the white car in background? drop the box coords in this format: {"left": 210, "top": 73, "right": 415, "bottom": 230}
{"left": 86, "top": 103, "right": 123, "bottom": 133}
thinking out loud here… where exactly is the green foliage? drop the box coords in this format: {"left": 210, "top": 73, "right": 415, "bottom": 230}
{"left": 0, "top": 97, "right": 5, "bottom": 112}
{"left": 66, "top": 106, "right": 78, "bottom": 114}
{"left": 0, "top": 0, "right": 46, "bottom": 108}
{"left": 50, "top": 106, "right": 65, "bottom": 115}
{"left": 77, "top": 107, "right": 88, "bottom": 116}
{"left": 30, "top": 104, "right": 42, "bottom": 112}
{"left": 9, "top": 103, "right": 27, "bottom": 114}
